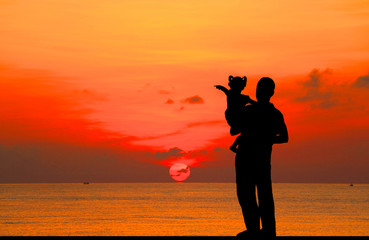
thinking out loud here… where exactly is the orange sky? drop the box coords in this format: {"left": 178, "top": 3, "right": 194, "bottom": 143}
{"left": 0, "top": 0, "right": 368, "bottom": 183}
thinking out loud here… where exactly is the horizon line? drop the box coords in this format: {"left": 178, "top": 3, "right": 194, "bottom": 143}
{"left": 0, "top": 182, "right": 367, "bottom": 184}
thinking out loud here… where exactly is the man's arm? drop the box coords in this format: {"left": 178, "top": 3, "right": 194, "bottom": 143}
{"left": 273, "top": 115, "right": 288, "bottom": 144}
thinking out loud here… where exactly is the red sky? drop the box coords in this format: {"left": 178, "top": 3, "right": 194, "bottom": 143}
{"left": 0, "top": 0, "right": 368, "bottom": 183}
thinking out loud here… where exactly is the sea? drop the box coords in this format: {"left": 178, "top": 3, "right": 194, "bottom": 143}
{"left": 0, "top": 183, "right": 368, "bottom": 236}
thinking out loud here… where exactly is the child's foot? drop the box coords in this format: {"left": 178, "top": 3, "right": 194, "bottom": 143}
{"left": 230, "top": 145, "right": 238, "bottom": 153}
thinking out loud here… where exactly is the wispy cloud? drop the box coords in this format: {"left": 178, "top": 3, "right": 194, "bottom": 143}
{"left": 186, "top": 120, "right": 225, "bottom": 128}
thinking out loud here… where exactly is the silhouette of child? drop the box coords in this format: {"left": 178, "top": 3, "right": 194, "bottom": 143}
{"left": 215, "top": 75, "right": 256, "bottom": 153}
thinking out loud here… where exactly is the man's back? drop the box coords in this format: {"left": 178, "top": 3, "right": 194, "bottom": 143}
{"left": 239, "top": 103, "right": 285, "bottom": 149}
{"left": 232, "top": 102, "right": 287, "bottom": 181}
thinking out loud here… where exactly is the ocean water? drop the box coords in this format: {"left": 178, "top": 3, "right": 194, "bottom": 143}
{"left": 0, "top": 183, "right": 368, "bottom": 236}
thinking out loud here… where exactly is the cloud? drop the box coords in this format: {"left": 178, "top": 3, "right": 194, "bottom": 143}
{"left": 177, "top": 166, "right": 189, "bottom": 173}
{"left": 184, "top": 95, "right": 204, "bottom": 104}
{"left": 165, "top": 98, "right": 174, "bottom": 104}
{"left": 153, "top": 147, "right": 185, "bottom": 160}
{"left": 0, "top": 64, "right": 211, "bottom": 182}
{"left": 170, "top": 165, "right": 190, "bottom": 177}
{"left": 158, "top": 90, "right": 172, "bottom": 94}
{"left": 186, "top": 120, "right": 224, "bottom": 128}
{"left": 145, "top": 143, "right": 213, "bottom": 167}
{"left": 0, "top": 65, "right": 112, "bottom": 144}
{"left": 294, "top": 68, "right": 337, "bottom": 108}
{"left": 352, "top": 75, "right": 369, "bottom": 88}
{"left": 0, "top": 142, "right": 170, "bottom": 183}
{"left": 72, "top": 89, "right": 107, "bottom": 102}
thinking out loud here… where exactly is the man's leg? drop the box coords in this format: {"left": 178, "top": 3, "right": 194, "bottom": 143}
{"left": 236, "top": 182, "right": 260, "bottom": 233}
{"left": 257, "top": 180, "right": 276, "bottom": 236}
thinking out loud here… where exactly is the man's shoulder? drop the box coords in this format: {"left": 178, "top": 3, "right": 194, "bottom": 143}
{"left": 272, "top": 105, "right": 283, "bottom": 115}
{"left": 251, "top": 103, "right": 284, "bottom": 119}
{"left": 269, "top": 104, "right": 284, "bottom": 118}
{"left": 244, "top": 103, "right": 284, "bottom": 115}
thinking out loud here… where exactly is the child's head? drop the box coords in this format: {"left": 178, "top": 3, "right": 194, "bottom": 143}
{"left": 228, "top": 75, "right": 247, "bottom": 92}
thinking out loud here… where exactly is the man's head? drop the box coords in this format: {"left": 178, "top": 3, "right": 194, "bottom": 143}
{"left": 256, "top": 77, "right": 275, "bottom": 103}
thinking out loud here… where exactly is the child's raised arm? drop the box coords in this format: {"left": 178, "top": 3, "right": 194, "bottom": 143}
{"left": 214, "top": 85, "right": 229, "bottom": 95}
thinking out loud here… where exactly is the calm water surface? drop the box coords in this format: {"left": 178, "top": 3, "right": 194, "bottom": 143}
{"left": 0, "top": 183, "right": 368, "bottom": 236}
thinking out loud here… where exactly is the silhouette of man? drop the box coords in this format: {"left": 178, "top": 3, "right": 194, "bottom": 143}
{"left": 230, "top": 77, "right": 288, "bottom": 238}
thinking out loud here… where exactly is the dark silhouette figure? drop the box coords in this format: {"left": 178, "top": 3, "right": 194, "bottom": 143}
{"left": 215, "top": 76, "right": 256, "bottom": 153}
{"left": 226, "top": 77, "right": 288, "bottom": 238}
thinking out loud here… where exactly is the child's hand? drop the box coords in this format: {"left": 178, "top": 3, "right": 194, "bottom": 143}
{"left": 214, "top": 85, "right": 228, "bottom": 93}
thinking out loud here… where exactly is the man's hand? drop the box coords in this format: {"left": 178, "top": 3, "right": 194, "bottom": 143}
{"left": 243, "top": 95, "right": 257, "bottom": 105}
{"left": 273, "top": 121, "right": 288, "bottom": 144}
{"left": 246, "top": 96, "right": 257, "bottom": 105}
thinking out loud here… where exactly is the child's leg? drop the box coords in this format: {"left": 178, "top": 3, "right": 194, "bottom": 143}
{"left": 225, "top": 108, "right": 233, "bottom": 127}
{"left": 230, "top": 142, "right": 238, "bottom": 153}
{"left": 230, "top": 135, "right": 241, "bottom": 153}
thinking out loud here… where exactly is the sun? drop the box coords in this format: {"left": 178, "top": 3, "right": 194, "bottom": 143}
{"left": 169, "top": 163, "right": 190, "bottom": 182}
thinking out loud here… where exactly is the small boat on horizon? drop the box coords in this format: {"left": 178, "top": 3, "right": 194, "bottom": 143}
{"left": 83, "top": 182, "right": 90, "bottom": 185}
